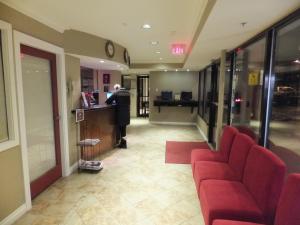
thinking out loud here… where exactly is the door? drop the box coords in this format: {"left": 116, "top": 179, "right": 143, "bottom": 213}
{"left": 137, "top": 75, "right": 149, "bottom": 117}
{"left": 21, "top": 45, "right": 62, "bottom": 199}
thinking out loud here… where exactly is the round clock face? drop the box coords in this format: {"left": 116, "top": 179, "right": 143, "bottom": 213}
{"left": 105, "top": 41, "right": 115, "bottom": 58}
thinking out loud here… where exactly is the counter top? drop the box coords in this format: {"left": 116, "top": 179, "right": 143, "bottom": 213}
{"left": 72, "top": 104, "right": 115, "bottom": 113}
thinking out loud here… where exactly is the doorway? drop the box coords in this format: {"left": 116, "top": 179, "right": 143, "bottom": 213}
{"left": 137, "top": 75, "right": 149, "bottom": 117}
{"left": 20, "top": 45, "right": 62, "bottom": 199}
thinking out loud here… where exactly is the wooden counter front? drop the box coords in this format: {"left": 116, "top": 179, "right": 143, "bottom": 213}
{"left": 78, "top": 105, "right": 116, "bottom": 159}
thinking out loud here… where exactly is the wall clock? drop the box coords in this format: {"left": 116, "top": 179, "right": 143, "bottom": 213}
{"left": 123, "top": 49, "right": 130, "bottom": 65}
{"left": 105, "top": 40, "right": 115, "bottom": 58}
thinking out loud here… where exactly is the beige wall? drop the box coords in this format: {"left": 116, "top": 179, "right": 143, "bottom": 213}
{"left": 63, "top": 30, "right": 127, "bottom": 65}
{"left": 0, "top": 146, "right": 25, "bottom": 221}
{"left": 0, "top": 2, "right": 63, "bottom": 47}
{"left": 65, "top": 55, "right": 81, "bottom": 166}
{"left": 122, "top": 74, "right": 138, "bottom": 118}
{"left": 93, "top": 70, "right": 122, "bottom": 104}
{"left": 129, "top": 76, "right": 137, "bottom": 118}
{"left": 149, "top": 71, "right": 199, "bottom": 123}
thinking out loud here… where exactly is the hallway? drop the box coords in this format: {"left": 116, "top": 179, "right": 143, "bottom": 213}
{"left": 14, "top": 119, "right": 205, "bottom": 225}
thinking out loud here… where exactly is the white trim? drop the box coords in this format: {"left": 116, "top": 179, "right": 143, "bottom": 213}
{"left": 150, "top": 121, "right": 197, "bottom": 126}
{"left": 0, "top": 204, "right": 26, "bottom": 225}
{"left": 0, "top": 20, "right": 19, "bottom": 152}
{"left": 67, "top": 162, "right": 78, "bottom": 176}
{"left": 13, "top": 31, "right": 70, "bottom": 211}
{"left": 196, "top": 124, "right": 208, "bottom": 141}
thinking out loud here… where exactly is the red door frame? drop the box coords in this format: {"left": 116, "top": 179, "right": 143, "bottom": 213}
{"left": 21, "top": 45, "right": 62, "bottom": 199}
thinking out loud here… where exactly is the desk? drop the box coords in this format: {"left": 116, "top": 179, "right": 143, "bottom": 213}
{"left": 72, "top": 104, "right": 116, "bottom": 159}
{"left": 153, "top": 100, "right": 198, "bottom": 113}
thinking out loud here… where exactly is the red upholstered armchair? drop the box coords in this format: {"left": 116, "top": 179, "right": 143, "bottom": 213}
{"left": 212, "top": 173, "right": 300, "bottom": 225}
{"left": 193, "top": 133, "right": 255, "bottom": 193}
{"left": 199, "top": 145, "right": 286, "bottom": 225}
{"left": 191, "top": 126, "right": 238, "bottom": 175}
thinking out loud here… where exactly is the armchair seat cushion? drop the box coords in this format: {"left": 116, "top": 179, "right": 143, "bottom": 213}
{"left": 200, "top": 180, "right": 264, "bottom": 225}
{"left": 213, "top": 220, "right": 264, "bottom": 225}
{"left": 191, "top": 149, "right": 225, "bottom": 175}
{"left": 194, "top": 161, "right": 239, "bottom": 193}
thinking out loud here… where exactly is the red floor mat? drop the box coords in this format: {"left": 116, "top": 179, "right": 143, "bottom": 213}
{"left": 165, "top": 141, "right": 210, "bottom": 164}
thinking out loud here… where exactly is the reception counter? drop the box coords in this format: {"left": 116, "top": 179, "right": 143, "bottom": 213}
{"left": 73, "top": 104, "right": 116, "bottom": 159}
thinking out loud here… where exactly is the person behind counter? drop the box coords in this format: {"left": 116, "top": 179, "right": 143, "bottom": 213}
{"left": 105, "top": 84, "right": 130, "bottom": 148}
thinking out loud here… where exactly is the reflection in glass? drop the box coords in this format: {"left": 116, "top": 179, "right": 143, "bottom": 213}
{"left": 223, "top": 58, "right": 232, "bottom": 125}
{"left": 204, "top": 67, "right": 211, "bottom": 123}
{"left": 0, "top": 31, "right": 9, "bottom": 142}
{"left": 231, "top": 38, "right": 266, "bottom": 142}
{"left": 198, "top": 71, "right": 204, "bottom": 116}
{"left": 269, "top": 18, "right": 300, "bottom": 173}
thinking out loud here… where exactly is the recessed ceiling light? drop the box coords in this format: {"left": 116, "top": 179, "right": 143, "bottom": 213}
{"left": 156, "top": 51, "right": 161, "bottom": 54}
{"left": 100, "top": 60, "right": 105, "bottom": 63}
{"left": 164, "top": 69, "right": 168, "bottom": 72}
{"left": 159, "top": 57, "right": 163, "bottom": 60}
{"left": 142, "top": 24, "right": 151, "bottom": 29}
{"left": 175, "top": 69, "right": 178, "bottom": 72}
{"left": 151, "top": 41, "right": 159, "bottom": 45}
{"left": 187, "top": 69, "right": 190, "bottom": 72}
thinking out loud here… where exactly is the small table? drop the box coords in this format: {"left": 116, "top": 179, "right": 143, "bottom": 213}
{"left": 153, "top": 100, "right": 198, "bottom": 113}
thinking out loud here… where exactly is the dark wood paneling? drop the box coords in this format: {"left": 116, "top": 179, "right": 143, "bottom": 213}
{"left": 80, "top": 107, "right": 116, "bottom": 159}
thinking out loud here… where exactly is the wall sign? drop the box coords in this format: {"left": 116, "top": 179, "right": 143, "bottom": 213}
{"left": 103, "top": 73, "right": 110, "bottom": 84}
{"left": 75, "top": 109, "right": 84, "bottom": 123}
{"left": 248, "top": 71, "right": 260, "bottom": 86}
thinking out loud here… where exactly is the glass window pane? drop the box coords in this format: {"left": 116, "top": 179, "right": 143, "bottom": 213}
{"left": 269, "top": 18, "right": 300, "bottom": 173}
{"left": 204, "top": 67, "right": 212, "bottom": 123}
{"left": 231, "top": 38, "right": 266, "bottom": 142}
{"left": 21, "top": 53, "right": 56, "bottom": 181}
{"left": 223, "top": 58, "right": 232, "bottom": 125}
{"left": 198, "top": 71, "right": 204, "bottom": 116}
{"left": 0, "top": 31, "right": 9, "bottom": 143}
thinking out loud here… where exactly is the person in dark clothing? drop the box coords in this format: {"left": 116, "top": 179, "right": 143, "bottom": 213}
{"left": 105, "top": 84, "right": 130, "bottom": 148}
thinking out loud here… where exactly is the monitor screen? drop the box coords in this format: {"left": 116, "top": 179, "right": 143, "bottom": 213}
{"left": 106, "top": 92, "right": 113, "bottom": 99}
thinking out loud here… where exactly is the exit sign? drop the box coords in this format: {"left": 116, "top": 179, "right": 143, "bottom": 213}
{"left": 171, "top": 44, "right": 186, "bottom": 55}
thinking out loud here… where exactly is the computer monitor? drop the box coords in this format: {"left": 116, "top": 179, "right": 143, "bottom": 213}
{"left": 106, "top": 92, "right": 113, "bottom": 99}
{"left": 181, "top": 91, "right": 192, "bottom": 101}
{"left": 161, "top": 91, "right": 172, "bottom": 101}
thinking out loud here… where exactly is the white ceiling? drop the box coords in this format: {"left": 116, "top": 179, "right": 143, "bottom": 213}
{"left": 1, "top": 0, "right": 207, "bottom": 64}
{"left": 2, "top": 0, "right": 300, "bottom": 71}
{"left": 185, "top": 0, "right": 300, "bottom": 70}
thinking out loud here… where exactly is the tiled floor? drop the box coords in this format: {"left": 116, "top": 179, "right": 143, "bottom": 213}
{"left": 14, "top": 118, "right": 206, "bottom": 225}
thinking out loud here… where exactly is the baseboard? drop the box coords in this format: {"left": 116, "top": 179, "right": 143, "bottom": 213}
{"left": 150, "top": 121, "right": 197, "bottom": 126}
{"left": 0, "top": 204, "right": 27, "bottom": 225}
{"left": 196, "top": 124, "right": 208, "bottom": 141}
{"left": 67, "top": 162, "right": 78, "bottom": 176}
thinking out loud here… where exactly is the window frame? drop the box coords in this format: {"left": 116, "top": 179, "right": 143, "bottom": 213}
{"left": 203, "top": 65, "right": 212, "bottom": 124}
{"left": 0, "top": 20, "right": 19, "bottom": 152}
{"left": 198, "top": 70, "right": 205, "bottom": 117}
